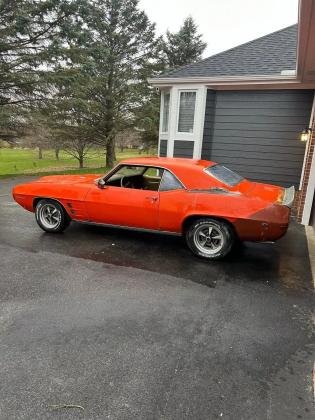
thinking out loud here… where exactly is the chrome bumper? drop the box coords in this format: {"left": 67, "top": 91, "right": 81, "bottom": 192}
{"left": 282, "top": 186, "right": 295, "bottom": 208}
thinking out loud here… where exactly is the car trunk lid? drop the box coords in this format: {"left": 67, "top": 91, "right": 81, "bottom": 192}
{"left": 234, "top": 180, "right": 284, "bottom": 204}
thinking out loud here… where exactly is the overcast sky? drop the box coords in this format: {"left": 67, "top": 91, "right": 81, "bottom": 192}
{"left": 138, "top": 0, "right": 299, "bottom": 57}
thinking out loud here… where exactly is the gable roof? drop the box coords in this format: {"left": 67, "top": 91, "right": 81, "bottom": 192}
{"left": 159, "top": 25, "right": 297, "bottom": 79}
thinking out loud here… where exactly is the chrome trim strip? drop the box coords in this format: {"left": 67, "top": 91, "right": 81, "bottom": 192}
{"left": 73, "top": 220, "right": 182, "bottom": 236}
{"left": 187, "top": 188, "right": 241, "bottom": 195}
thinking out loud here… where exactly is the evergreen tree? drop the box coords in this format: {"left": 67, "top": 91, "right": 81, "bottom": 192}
{"left": 55, "top": 0, "right": 160, "bottom": 168}
{"left": 163, "top": 16, "right": 207, "bottom": 69}
{"left": 0, "top": 0, "right": 80, "bottom": 108}
{"left": 0, "top": 105, "right": 25, "bottom": 144}
{"left": 135, "top": 89, "right": 160, "bottom": 150}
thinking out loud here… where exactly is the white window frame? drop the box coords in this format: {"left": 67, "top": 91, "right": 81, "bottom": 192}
{"left": 160, "top": 90, "right": 171, "bottom": 134}
{"left": 158, "top": 84, "right": 207, "bottom": 159}
{"left": 175, "top": 89, "right": 197, "bottom": 140}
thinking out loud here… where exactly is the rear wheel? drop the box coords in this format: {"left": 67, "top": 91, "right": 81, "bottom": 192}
{"left": 185, "top": 218, "right": 234, "bottom": 260}
{"left": 35, "top": 199, "right": 70, "bottom": 233}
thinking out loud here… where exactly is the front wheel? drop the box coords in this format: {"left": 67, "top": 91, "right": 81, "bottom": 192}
{"left": 35, "top": 199, "right": 70, "bottom": 233}
{"left": 185, "top": 218, "right": 234, "bottom": 260}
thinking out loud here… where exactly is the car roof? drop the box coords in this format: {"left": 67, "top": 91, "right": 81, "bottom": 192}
{"left": 118, "top": 157, "right": 218, "bottom": 189}
{"left": 120, "top": 157, "right": 215, "bottom": 171}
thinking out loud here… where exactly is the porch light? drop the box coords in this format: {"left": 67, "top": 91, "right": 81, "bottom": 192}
{"left": 300, "top": 128, "right": 312, "bottom": 142}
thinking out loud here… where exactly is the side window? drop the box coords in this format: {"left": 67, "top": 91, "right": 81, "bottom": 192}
{"left": 105, "top": 165, "right": 164, "bottom": 191}
{"left": 159, "top": 170, "right": 183, "bottom": 192}
{"left": 161, "top": 92, "right": 170, "bottom": 133}
{"left": 177, "top": 91, "right": 196, "bottom": 133}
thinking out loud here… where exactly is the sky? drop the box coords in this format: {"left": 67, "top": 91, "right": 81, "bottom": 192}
{"left": 138, "top": 0, "right": 299, "bottom": 57}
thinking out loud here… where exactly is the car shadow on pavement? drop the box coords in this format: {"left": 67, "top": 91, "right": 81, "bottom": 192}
{"left": 37, "top": 220, "right": 312, "bottom": 293}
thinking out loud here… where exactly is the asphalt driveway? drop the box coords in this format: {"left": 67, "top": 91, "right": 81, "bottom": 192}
{"left": 0, "top": 177, "right": 314, "bottom": 419}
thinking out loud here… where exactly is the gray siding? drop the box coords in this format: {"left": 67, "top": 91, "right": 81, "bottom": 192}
{"left": 201, "top": 89, "right": 314, "bottom": 187}
{"left": 201, "top": 90, "right": 217, "bottom": 160}
{"left": 173, "top": 140, "right": 194, "bottom": 158}
{"left": 159, "top": 139, "right": 167, "bottom": 157}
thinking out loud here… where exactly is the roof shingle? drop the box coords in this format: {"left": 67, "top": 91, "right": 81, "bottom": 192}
{"left": 159, "top": 25, "right": 297, "bottom": 79}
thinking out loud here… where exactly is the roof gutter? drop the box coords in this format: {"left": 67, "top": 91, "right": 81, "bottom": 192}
{"left": 148, "top": 74, "right": 299, "bottom": 87}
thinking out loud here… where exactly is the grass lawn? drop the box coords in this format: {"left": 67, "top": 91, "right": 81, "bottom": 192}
{"left": 0, "top": 148, "right": 155, "bottom": 178}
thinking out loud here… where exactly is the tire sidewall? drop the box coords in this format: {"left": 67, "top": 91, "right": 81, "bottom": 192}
{"left": 35, "top": 199, "right": 68, "bottom": 233}
{"left": 186, "top": 218, "right": 234, "bottom": 260}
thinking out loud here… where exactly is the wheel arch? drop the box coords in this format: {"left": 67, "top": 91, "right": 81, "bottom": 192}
{"left": 33, "top": 197, "right": 71, "bottom": 219}
{"left": 182, "top": 214, "right": 238, "bottom": 238}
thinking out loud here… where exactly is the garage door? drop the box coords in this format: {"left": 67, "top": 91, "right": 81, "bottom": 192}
{"left": 201, "top": 89, "right": 314, "bottom": 187}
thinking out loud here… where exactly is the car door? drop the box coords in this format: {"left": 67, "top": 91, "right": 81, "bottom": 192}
{"left": 84, "top": 165, "right": 160, "bottom": 229}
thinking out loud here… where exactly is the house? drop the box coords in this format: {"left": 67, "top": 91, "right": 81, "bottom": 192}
{"left": 149, "top": 0, "right": 315, "bottom": 228}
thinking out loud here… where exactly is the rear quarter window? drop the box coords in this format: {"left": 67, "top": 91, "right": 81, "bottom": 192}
{"left": 159, "top": 170, "right": 183, "bottom": 191}
{"left": 205, "top": 164, "right": 244, "bottom": 187}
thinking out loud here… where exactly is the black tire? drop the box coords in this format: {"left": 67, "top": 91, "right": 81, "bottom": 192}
{"left": 185, "top": 218, "right": 234, "bottom": 260}
{"left": 35, "top": 199, "right": 70, "bottom": 233}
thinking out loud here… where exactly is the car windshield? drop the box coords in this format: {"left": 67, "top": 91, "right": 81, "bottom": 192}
{"left": 205, "top": 164, "right": 244, "bottom": 187}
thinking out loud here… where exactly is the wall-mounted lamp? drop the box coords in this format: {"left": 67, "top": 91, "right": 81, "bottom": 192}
{"left": 300, "top": 127, "right": 312, "bottom": 142}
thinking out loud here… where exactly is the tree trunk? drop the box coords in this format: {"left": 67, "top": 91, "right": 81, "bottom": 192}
{"left": 38, "top": 147, "right": 43, "bottom": 159}
{"left": 106, "top": 136, "right": 116, "bottom": 168}
{"left": 78, "top": 155, "right": 84, "bottom": 168}
{"left": 120, "top": 145, "right": 124, "bottom": 152}
{"left": 55, "top": 148, "right": 60, "bottom": 160}
{"left": 104, "top": 64, "right": 116, "bottom": 168}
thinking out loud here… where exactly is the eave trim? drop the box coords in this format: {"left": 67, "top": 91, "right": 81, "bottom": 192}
{"left": 148, "top": 74, "right": 299, "bottom": 86}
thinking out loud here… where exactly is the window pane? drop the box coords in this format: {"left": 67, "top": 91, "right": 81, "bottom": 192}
{"left": 114, "top": 166, "right": 145, "bottom": 177}
{"left": 205, "top": 164, "right": 244, "bottom": 187}
{"left": 178, "top": 91, "right": 196, "bottom": 133}
{"left": 159, "top": 170, "right": 183, "bottom": 191}
{"left": 106, "top": 165, "right": 164, "bottom": 191}
{"left": 106, "top": 165, "right": 145, "bottom": 184}
{"left": 143, "top": 167, "right": 163, "bottom": 178}
{"left": 162, "top": 92, "right": 170, "bottom": 132}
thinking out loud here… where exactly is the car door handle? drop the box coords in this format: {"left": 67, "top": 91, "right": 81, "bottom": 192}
{"left": 145, "top": 196, "right": 158, "bottom": 202}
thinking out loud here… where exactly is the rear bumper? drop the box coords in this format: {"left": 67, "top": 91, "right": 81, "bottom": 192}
{"left": 261, "top": 222, "right": 289, "bottom": 241}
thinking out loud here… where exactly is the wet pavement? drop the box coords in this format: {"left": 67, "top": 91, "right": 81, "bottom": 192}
{"left": 0, "top": 176, "right": 314, "bottom": 419}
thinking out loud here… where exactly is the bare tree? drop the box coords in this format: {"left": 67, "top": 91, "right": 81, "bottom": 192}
{"left": 53, "top": 125, "right": 95, "bottom": 168}
{"left": 21, "top": 114, "right": 52, "bottom": 159}
{"left": 115, "top": 128, "right": 142, "bottom": 152}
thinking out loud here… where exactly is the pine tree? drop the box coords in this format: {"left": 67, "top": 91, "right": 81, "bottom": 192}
{"left": 163, "top": 16, "right": 207, "bottom": 69}
{"left": 0, "top": 0, "right": 80, "bottom": 108}
{"left": 54, "top": 0, "right": 160, "bottom": 168}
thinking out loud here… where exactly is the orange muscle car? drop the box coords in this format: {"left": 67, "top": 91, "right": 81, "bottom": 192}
{"left": 12, "top": 157, "right": 295, "bottom": 260}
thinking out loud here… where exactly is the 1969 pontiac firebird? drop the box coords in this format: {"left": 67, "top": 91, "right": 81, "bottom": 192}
{"left": 12, "top": 157, "right": 295, "bottom": 260}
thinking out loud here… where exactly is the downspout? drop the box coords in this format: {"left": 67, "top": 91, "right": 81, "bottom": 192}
{"left": 301, "top": 92, "right": 315, "bottom": 225}
{"left": 299, "top": 91, "right": 315, "bottom": 190}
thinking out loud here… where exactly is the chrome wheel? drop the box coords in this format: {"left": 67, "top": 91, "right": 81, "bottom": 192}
{"left": 38, "top": 203, "right": 61, "bottom": 229}
{"left": 193, "top": 223, "right": 224, "bottom": 255}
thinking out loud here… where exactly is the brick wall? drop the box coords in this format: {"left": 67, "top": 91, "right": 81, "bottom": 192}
{"left": 296, "top": 115, "right": 315, "bottom": 222}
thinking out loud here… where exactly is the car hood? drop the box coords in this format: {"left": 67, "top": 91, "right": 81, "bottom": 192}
{"left": 34, "top": 174, "right": 100, "bottom": 185}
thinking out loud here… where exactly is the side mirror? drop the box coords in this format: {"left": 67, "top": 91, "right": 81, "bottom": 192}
{"left": 95, "top": 178, "right": 107, "bottom": 189}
